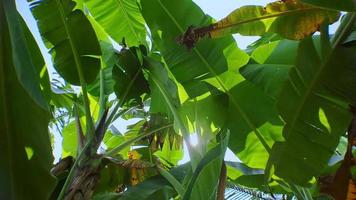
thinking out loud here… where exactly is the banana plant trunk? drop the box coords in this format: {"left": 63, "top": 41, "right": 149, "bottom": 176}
{"left": 63, "top": 156, "right": 103, "bottom": 200}
{"left": 59, "top": 111, "right": 108, "bottom": 200}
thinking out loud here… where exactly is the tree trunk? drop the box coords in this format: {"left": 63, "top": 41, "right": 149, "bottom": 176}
{"left": 64, "top": 156, "right": 102, "bottom": 200}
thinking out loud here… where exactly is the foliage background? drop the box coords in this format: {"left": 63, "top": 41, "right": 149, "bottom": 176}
{"left": 15, "top": 0, "right": 341, "bottom": 163}
{"left": 1, "top": 0, "right": 355, "bottom": 199}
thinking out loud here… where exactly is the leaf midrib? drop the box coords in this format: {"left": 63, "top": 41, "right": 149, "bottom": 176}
{"left": 210, "top": 7, "right": 317, "bottom": 33}
{"left": 55, "top": 0, "right": 84, "bottom": 86}
{"left": 287, "top": 14, "right": 356, "bottom": 136}
{"left": 288, "top": 53, "right": 324, "bottom": 136}
{"left": 55, "top": 0, "right": 94, "bottom": 138}
{"left": 154, "top": 0, "right": 271, "bottom": 153}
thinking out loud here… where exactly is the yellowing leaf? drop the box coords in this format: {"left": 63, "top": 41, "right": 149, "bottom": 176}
{"left": 211, "top": 6, "right": 268, "bottom": 37}
{"left": 178, "top": 0, "right": 339, "bottom": 47}
{"left": 118, "top": 159, "right": 154, "bottom": 186}
{"left": 210, "top": 1, "right": 339, "bottom": 40}
{"left": 265, "top": 1, "right": 340, "bottom": 40}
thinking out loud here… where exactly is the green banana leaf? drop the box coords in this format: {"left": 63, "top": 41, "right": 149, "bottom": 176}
{"left": 29, "top": 0, "right": 101, "bottom": 85}
{"left": 245, "top": 33, "right": 282, "bottom": 54}
{"left": 87, "top": 41, "right": 117, "bottom": 97}
{"left": 146, "top": 55, "right": 180, "bottom": 119}
{"left": 0, "top": 2, "right": 55, "bottom": 198}
{"left": 142, "top": 0, "right": 284, "bottom": 170}
{"left": 144, "top": 56, "right": 201, "bottom": 169}
{"left": 154, "top": 135, "right": 184, "bottom": 166}
{"left": 141, "top": 0, "right": 249, "bottom": 98}
{"left": 62, "top": 119, "right": 85, "bottom": 158}
{"left": 84, "top": 0, "right": 146, "bottom": 46}
{"left": 270, "top": 36, "right": 355, "bottom": 185}
{"left": 226, "top": 81, "right": 284, "bottom": 169}
{"left": 242, "top": 19, "right": 356, "bottom": 185}
{"left": 4, "top": 0, "right": 50, "bottom": 109}
{"left": 240, "top": 40, "right": 298, "bottom": 99}
{"left": 113, "top": 46, "right": 149, "bottom": 105}
{"left": 179, "top": 93, "right": 228, "bottom": 154}
{"left": 102, "top": 131, "right": 125, "bottom": 153}
{"left": 103, "top": 120, "right": 147, "bottom": 159}
{"left": 88, "top": 65, "right": 115, "bottom": 97}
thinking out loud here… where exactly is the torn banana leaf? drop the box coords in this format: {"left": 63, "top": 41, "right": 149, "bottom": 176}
{"left": 179, "top": 0, "right": 339, "bottom": 48}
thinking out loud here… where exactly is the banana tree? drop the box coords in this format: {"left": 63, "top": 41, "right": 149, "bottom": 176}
{"left": 1, "top": 0, "right": 356, "bottom": 199}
